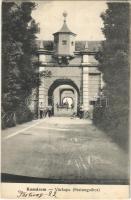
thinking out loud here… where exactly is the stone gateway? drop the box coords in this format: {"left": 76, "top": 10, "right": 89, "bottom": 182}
{"left": 35, "top": 12, "right": 103, "bottom": 118}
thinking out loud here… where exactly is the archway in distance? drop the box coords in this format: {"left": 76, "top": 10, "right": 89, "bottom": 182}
{"left": 62, "top": 97, "right": 74, "bottom": 108}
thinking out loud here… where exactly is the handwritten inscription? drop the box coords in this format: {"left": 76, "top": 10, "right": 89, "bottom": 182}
{"left": 17, "top": 188, "right": 57, "bottom": 198}
{"left": 17, "top": 187, "right": 100, "bottom": 198}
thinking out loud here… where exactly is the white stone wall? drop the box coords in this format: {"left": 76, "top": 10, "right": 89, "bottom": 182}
{"left": 38, "top": 66, "right": 49, "bottom": 108}
{"left": 83, "top": 66, "right": 101, "bottom": 112}
{"left": 38, "top": 66, "right": 81, "bottom": 109}
{"left": 83, "top": 67, "right": 89, "bottom": 110}
{"left": 38, "top": 52, "right": 102, "bottom": 116}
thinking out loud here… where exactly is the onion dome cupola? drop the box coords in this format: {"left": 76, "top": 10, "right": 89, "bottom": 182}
{"left": 53, "top": 11, "right": 76, "bottom": 58}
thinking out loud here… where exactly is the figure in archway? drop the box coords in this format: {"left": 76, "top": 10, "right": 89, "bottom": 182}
{"left": 56, "top": 102, "right": 59, "bottom": 111}
{"left": 71, "top": 103, "right": 74, "bottom": 110}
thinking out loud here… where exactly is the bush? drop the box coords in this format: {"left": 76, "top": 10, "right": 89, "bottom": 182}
{"left": 16, "top": 104, "right": 34, "bottom": 124}
{"left": 2, "top": 110, "right": 16, "bottom": 129}
{"left": 93, "top": 105, "right": 129, "bottom": 151}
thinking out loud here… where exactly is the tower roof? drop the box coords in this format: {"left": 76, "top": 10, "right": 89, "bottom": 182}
{"left": 53, "top": 12, "right": 76, "bottom": 36}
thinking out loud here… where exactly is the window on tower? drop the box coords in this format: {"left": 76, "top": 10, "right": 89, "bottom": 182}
{"left": 54, "top": 36, "right": 59, "bottom": 44}
{"left": 71, "top": 41, "right": 74, "bottom": 46}
{"left": 62, "top": 40, "right": 67, "bottom": 45}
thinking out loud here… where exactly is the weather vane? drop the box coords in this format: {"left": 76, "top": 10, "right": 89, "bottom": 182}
{"left": 63, "top": 11, "right": 67, "bottom": 22}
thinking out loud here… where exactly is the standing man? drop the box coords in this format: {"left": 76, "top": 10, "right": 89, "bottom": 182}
{"left": 56, "top": 103, "right": 59, "bottom": 111}
{"left": 79, "top": 104, "right": 84, "bottom": 119}
{"left": 43, "top": 107, "right": 48, "bottom": 118}
{"left": 48, "top": 104, "right": 52, "bottom": 117}
{"left": 65, "top": 100, "right": 69, "bottom": 110}
{"left": 39, "top": 102, "right": 43, "bottom": 119}
{"left": 71, "top": 103, "right": 74, "bottom": 110}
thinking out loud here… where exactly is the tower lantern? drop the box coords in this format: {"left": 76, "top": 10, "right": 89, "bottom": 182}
{"left": 53, "top": 12, "right": 76, "bottom": 57}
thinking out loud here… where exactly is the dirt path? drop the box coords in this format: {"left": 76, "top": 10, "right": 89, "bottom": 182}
{"left": 2, "top": 117, "right": 129, "bottom": 183}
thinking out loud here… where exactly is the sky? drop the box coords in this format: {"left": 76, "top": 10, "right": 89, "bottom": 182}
{"left": 32, "top": 1, "right": 107, "bottom": 41}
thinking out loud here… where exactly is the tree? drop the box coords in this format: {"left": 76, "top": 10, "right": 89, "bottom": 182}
{"left": 94, "top": 3, "right": 130, "bottom": 150}
{"left": 2, "top": 2, "right": 39, "bottom": 127}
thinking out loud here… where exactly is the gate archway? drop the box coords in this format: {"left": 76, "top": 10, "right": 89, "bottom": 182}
{"left": 48, "top": 79, "right": 80, "bottom": 115}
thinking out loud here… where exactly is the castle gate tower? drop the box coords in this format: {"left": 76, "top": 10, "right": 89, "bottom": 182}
{"left": 36, "top": 12, "right": 102, "bottom": 117}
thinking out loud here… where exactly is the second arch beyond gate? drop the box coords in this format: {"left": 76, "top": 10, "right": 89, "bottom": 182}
{"left": 48, "top": 79, "right": 80, "bottom": 116}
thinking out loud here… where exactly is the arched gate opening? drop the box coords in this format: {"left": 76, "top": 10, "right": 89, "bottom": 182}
{"left": 48, "top": 79, "right": 80, "bottom": 116}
